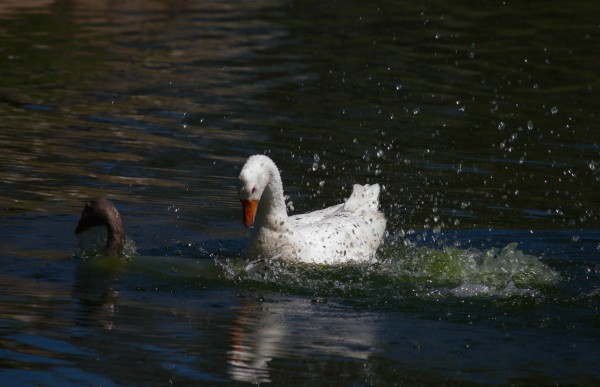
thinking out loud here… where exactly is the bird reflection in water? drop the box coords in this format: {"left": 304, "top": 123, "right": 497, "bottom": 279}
{"left": 71, "top": 257, "right": 124, "bottom": 330}
{"left": 226, "top": 297, "right": 376, "bottom": 384}
{"left": 227, "top": 301, "right": 286, "bottom": 384}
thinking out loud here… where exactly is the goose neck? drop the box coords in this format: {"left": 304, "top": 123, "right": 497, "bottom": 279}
{"left": 256, "top": 166, "right": 288, "bottom": 228}
{"left": 105, "top": 216, "right": 125, "bottom": 256}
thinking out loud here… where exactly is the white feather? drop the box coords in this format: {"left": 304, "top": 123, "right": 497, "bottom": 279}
{"left": 238, "top": 155, "right": 386, "bottom": 264}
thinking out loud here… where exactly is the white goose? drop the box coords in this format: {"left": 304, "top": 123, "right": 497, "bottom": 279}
{"left": 238, "top": 155, "right": 386, "bottom": 264}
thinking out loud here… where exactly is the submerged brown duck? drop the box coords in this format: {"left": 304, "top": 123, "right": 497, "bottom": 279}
{"left": 75, "top": 197, "right": 125, "bottom": 257}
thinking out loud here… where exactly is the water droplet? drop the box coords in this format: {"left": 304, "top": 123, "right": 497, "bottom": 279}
{"left": 376, "top": 149, "right": 384, "bottom": 158}
{"left": 550, "top": 106, "right": 558, "bottom": 114}
{"left": 319, "top": 180, "right": 325, "bottom": 187}
{"left": 396, "top": 84, "right": 403, "bottom": 91}
{"left": 527, "top": 120, "right": 534, "bottom": 130}
{"left": 498, "top": 122, "right": 506, "bottom": 130}
{"left": 313, "top": 154, "right": 320, "bottom": 162}
{"left": 413, "top": 106, "right": 420, "bottom": 115}
{"left": 311, "top": 163, "right": 318, "bottom": 171}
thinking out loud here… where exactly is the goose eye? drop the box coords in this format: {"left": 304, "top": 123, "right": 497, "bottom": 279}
{"left": 251, "top": 187, "right": 256, "bottom": 194}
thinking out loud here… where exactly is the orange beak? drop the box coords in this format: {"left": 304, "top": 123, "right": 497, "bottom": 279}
{"left": 241, "top": 199, "right": 259, "bottom": 228}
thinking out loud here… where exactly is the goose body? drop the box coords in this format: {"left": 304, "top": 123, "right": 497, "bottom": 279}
{"left": 238, "top": 155, "right": 386, "bottom": 264}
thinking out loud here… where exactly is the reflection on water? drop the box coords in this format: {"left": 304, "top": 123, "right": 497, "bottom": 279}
{"left": 72, "top": 257, "right": 123, "bottom": 333}
{"left": 228, "top": 302, "right": 285, "bottom": 383}
{"left": 227, "top": 298, "right": 376, "bottom": 384}
{"left": 0, "top": 0, "right": 600, "bottom": 385}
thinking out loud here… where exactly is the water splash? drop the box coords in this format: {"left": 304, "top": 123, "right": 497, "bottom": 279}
{"left": 74, "top": 226, "right": 137, "bottom": 260}
{"left": 217, "top": 239, "right": 559, "bottom": 300}
{"left": 380, "top": 241, "right": 559, "bottom": 297}
{"left": 385, "top": 242, "right": 557, "bottom": 285}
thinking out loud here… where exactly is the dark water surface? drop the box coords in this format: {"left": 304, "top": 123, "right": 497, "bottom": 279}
{"left": 1, "top": 1, "right": 599, "bottom": 385}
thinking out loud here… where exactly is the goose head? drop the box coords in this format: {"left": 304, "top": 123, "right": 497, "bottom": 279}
{"left": 75, "top": 197, "right": 125, "bottom": 257}
{"left": 238, "top": 155, "right": 277, "bottom": 228}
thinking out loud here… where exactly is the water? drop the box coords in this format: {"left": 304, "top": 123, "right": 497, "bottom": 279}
{"left": 1, "top": 0, "right": 599, "bottom": 385}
